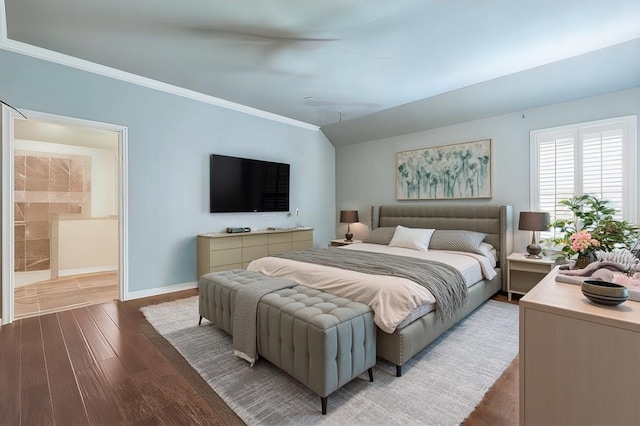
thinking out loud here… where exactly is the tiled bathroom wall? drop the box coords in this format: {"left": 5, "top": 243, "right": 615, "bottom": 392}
{"left": 14, "top": 153, "right": 91, "bottom": 272}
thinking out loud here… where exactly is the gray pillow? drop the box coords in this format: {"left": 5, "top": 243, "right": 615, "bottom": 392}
{"left": 362, "top": 227, "right": 396, "bottom": 245}
{"left": 429, "top": 230, "right": 487, "bottom": 254}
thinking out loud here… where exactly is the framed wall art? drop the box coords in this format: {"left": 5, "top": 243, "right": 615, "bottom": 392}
{"left": 396, "top": 139, "right": 492, "bottom": 200}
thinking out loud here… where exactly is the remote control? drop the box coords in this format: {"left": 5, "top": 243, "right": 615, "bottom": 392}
{"left": 226, "top": 227, "right": 251, "bottom": 233}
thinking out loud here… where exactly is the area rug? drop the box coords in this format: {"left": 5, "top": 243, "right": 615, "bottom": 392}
{"left": 141, "top": 297, "right": 518, "bottom": 425}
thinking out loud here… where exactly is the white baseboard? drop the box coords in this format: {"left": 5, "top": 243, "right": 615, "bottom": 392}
{"left": 59, "top": 265, "right": 118, "bottom": 277}
{"left": 125, "top": 281, "right": 197, "bottom": 301}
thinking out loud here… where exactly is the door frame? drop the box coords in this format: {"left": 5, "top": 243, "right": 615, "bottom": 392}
{"left": 1, "top": 109, "right": 129, "bottom": 324}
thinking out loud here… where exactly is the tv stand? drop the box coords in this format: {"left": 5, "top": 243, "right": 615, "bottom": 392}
{"left": 197, "top": 228, "right": 313, "bottom": 277}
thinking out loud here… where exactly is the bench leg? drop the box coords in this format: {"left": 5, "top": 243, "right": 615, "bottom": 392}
{"left": 396, "top": 365, "right": 402, "bottom": 377}
{"left": 368, "top": 367, "right": 374, "bottom": 382}
{"left": 198, "top": 316, "right": 203, "bottom": 325}
{"left": 321, "top": 396, "right": 328, "bottom": 415}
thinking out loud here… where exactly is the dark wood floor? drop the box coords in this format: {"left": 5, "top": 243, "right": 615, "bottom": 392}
{"left": 463, "top": 292, "right": 520, "bottom": 426}
{"left": 0, "top": 290, "right": 519, "bottom": 425}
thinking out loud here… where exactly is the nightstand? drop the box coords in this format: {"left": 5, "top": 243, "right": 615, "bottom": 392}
{"left": 330, "top": 239, "right": 362, "bottom": 247}
{"left": 506, "top": 253, "right": 556, "bottom": 300}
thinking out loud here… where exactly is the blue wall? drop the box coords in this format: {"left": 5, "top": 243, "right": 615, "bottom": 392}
{"left": 1, "top": 49, "right": 336, "bottom": 293}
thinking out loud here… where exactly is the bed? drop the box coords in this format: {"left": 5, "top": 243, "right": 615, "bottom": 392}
{"left": 248, "top": 205, "right": 513, "bottom": 376}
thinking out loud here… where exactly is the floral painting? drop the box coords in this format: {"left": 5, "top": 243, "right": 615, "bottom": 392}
{"left": 396, "top": 139, "right": 492, "bottom": 200}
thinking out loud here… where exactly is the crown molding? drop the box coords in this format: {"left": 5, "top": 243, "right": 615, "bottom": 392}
{"left": 0, "top": 2, "right": 319, "bottom": 132}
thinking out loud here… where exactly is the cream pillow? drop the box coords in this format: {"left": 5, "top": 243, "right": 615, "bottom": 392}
{"left": 479, "top": 242, "right": 497, "bottom": 261}
{"left": 388, "top": 225, "right": 435, "bottom": 252}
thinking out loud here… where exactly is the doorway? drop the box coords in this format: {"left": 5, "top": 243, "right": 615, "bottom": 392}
{"left": 1, "top": 108, "right": 128, "bottom": 323}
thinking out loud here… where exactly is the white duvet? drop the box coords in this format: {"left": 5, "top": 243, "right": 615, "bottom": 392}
{"left": 247, "top": 243, "right": 496, "bottom": 333}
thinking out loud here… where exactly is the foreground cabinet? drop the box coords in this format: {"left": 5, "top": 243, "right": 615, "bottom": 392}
{"left": 197, "top": 228, "right": 313, "bottom": 277}
{"left": 520, "top": 268, "right": 640, "bottom": 425}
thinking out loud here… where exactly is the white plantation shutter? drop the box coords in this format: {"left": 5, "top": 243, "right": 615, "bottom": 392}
{"left": 530, "top": 116, "right": 637, "bottom": 239}
{"left": 581, "top": 125, "right": 624, "bottom": 219}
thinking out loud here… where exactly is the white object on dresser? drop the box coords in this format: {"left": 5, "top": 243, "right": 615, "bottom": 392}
{"left": 519, "top": 267, "right": 640, "bottom": 425}
{"left": 506, "top": 252, "right": 556, "bottom": 300}
{"left": 197, "top": 228, "right": 313, "bottom": 277}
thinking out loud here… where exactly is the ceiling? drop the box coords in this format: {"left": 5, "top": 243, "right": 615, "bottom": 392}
{"left": 3, "top": 1, "right": 640, "bottom": 146}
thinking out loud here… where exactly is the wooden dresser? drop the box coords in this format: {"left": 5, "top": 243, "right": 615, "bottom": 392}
{"left": 519, "top": 267, "right": 640, "bottom": 425}
{"left": 197, "top": 228, "right": 313, "bottom": 277}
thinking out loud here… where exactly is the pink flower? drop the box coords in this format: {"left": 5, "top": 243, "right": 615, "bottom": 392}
{"left": 570, "top": 230, "right": 599, "bottom": 253}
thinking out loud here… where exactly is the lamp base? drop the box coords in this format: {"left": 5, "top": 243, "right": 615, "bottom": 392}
{"left": 345, "top": 232, "right": 353, "bottom": 241}
{"left": 526, "top": 243, "right": 543, "bottom": 259}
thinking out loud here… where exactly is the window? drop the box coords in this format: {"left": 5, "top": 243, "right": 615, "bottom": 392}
{"left": 530, "top": 116, "right": 637, "bottom": 239}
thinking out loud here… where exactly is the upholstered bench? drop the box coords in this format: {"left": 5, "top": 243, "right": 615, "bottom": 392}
{"left": 199, "top": 270, "right": 376, "bottom": 414}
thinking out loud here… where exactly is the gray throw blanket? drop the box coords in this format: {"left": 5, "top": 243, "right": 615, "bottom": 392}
{"left": 233, "top": 277, "right": 296, "bottom": 366}
{"left": 556, "top": 260, "right": 631, "bottom": 285}
{"left": 274, "top": 248, "right": 467, "bottom": 322}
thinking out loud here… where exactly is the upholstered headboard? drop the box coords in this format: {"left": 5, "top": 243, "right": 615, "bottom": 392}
{"left": 371, "top": 205, "right": 513, "bottom": 290}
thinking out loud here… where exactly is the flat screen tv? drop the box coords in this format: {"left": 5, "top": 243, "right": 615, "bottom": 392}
{"left": 209, "top": 154, "right": 290, "bottom": 213}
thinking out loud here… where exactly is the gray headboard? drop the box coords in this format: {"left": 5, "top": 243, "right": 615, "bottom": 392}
{"left": 371, "top": 205, "right": 513, "bottom": 290}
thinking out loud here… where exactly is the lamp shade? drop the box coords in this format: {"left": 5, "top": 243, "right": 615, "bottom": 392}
{"left": 518, "top": 212, "right": 550, "bottom": 231}
{"left": 340, "top": 210, "right": 359, "bottom": 224}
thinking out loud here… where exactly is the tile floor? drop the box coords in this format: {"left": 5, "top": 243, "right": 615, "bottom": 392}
{"left": 14, "top": 271, "right": 118, "bottom": 319}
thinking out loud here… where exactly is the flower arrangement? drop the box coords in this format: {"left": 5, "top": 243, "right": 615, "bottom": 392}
{"left": 569, "top": 230, "right": 600, "bottom": 256}
{"left": 548, "top": 195, "right": 639, "bottom": 265}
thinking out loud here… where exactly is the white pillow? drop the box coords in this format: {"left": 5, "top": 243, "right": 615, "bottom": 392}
{"left": 388, "top": 225, "right": 435, "bottom": 252}
{"left": 479, "top": 242, "right": 497, "bottom": 261}
{"left": 478, "top": 242, "right": 498, "bottom": 267}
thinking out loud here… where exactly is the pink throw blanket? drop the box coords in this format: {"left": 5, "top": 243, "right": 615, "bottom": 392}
{"left": 556, "top": 260, "right": 640, "bottom": 301}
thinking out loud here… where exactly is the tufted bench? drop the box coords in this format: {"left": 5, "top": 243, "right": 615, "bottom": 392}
{"left": 199, "top": 270, "right": 376, "bottom": 414}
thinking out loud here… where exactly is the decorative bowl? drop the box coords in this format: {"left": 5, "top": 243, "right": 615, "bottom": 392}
{"left": 581, "top": 280, "right": 628, "bottom": 306}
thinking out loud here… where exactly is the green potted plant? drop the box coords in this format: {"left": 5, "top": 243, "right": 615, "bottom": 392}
{"left": 548, "top": 195, "right": 640, "bottom": 268}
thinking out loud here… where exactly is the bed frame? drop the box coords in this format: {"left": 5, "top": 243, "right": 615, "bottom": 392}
{"left": 371, "top": 205, "right": 513, "bottom": 376}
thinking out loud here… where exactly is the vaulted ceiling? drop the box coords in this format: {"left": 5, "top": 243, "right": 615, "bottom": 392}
{"left": 3, "top": 1, "right": 640, "bottom": 146}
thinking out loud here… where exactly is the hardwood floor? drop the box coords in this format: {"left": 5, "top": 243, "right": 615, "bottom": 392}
{"left": 14, "top": 272, "right": 118, "bottom": 319}
{"left": 463, "top": 293, "right": 520, "bottom": 426}
{"left": 0, "top": 290, "right": 519, "bottom": 425}
{"left": 1, "top": 289, "right": 241, "bottom": 425}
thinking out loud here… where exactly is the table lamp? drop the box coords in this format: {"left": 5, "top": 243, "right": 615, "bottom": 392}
{"left": 519, "top": 211, "right": 550, "bottom": 259}
{"left": 339, "top": 210, "right": 359, "bottom": 241}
